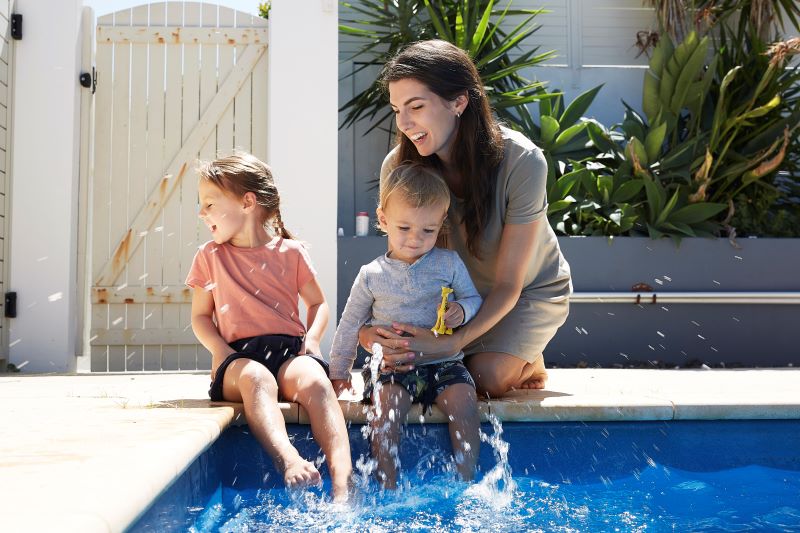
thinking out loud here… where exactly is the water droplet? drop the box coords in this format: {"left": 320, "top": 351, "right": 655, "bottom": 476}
{"left": 154, "top": 226, "right": 164, "bottom": 232}
{"left": 655, "top": 279, "right": 663, "bottom": 285}
{"left": 9, "top": 339, "right": 22, "bottom": 347}
{"left": 697, "top": 334, "right": 706, "bottom": 340}
{"left": 117, "top": 283, "right": 128, "bottom": 291}
{"left": 112, "top": 317, "right": 123, "bottom": 326}
{"left": 656, "top": 331, "right": 665, "bottom": 338}
{"left": 734, "top": 255, "right": 743, "bottom": 261}
{"left": 48, "top": 292, "right": 63, "bottom": 302}
{"left": 36, "top": 256, "right": 49, "bottom": 262}
{"left": 663, "top": 275, "right": 672, "bottom": 281}
{"left": 17, "top": 360, "right": 29, "bottom": 369}
{"left": 138, "top": 273, "right": 148, "bottom": 280}
{"left": 713, "top": 280, "right": 721, "bottom": 285}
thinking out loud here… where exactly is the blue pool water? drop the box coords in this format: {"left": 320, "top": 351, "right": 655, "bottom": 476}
{"left": 132, "top": 420, "right": 800, "bottom": 532}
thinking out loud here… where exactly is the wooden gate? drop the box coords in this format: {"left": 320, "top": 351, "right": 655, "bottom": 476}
{"left": 89, "top": 2, "right": 268, "bottom": 372}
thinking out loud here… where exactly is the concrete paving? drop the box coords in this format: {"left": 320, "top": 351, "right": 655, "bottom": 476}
{"left": 1, "top": 369, "right": 798, "bottom": 532}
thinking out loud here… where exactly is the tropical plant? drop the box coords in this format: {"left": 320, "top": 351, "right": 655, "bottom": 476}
{"left": 643, "top": 0, "right": 800, "bottom": 43}
{"left": 338, "top": 0, "right": 556, "bottom": 133}
{"left": 258, "top": 1, "right": 271, "bottom": 19}
{"left": 638, "top": 0, "right": 800, "bottom": 237}
{"left": 529, "top": 86, "right": 605, "bottom": 184}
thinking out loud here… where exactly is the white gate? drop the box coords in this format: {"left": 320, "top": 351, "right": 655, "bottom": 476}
{"left": 0, "top": 0, "right": 11, "bottom": 370}
{"left": 88, "top": 2, "right": 268, "bottom": 372}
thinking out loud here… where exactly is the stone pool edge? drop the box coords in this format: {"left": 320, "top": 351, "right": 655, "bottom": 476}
{"left": 1, "top": 369, "right": 798, "bottom": 533}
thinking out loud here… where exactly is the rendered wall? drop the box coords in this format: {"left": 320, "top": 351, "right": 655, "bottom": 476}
{"left": 8, "top": 0, "right": 83, "bottom": 372}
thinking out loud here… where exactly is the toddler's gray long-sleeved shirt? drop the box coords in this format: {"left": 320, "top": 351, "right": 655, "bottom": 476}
{"left": 329, "top": 247, "right": 482, "bottom": 380}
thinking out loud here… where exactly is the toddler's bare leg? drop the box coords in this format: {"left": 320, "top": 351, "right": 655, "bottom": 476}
{"left": 222, "top": 359, "right": 321, "bottom": 488}
{"left": 370, "top": 382, "right": 412, "bottom": 489}
{"left": 279, "top": 357, "right": 353, "bottom": 502}
{"left": 436, "top": 383, "right": 480, "bottom": 481}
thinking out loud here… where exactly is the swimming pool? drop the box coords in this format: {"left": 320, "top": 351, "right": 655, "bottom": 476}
{"left": 131, "top": 419, "right": 800, "bottom": 532}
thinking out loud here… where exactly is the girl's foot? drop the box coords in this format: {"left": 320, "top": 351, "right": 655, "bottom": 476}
{"left": 282, "top": 458, "right": 321, "bottom": 488}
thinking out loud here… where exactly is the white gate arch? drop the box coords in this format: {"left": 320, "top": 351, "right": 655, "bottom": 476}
{"left": 88, "top": 2, "right": 268, "bottom": 372}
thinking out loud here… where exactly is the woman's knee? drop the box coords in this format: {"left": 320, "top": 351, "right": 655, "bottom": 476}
{"left": 466, "top": 352, "right": 527, "bottom": 398}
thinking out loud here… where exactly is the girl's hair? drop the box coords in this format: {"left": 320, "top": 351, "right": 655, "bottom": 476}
{"left": 380, "top": 39, "right": 504, "bottom": 257}
{"left": 380, "top": 162, "right": 451, "bottom": 212}
{"left": 196, "top": 152, "right": 294, "bottom": 239}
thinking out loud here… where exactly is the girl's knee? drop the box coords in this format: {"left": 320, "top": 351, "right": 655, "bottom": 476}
{"left": 236, "top": 363, "right": 277, "bottom": 396}
{"left": 292, "top": 374, "right": 335, "bottom": 405}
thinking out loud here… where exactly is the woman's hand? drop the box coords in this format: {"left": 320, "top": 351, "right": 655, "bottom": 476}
{"left": 388, "top": 322, "right": 462, "bottom": 363}
{"left": 359, "top": 325, "right": 410, "bottom": 355}
{"left": 359, "top": 325, "right": 416, "bottom": 373}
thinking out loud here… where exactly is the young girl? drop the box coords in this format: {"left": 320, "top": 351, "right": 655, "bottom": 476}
{"left": 186, "top": 152, "right": 352, "bottom": 501}
{"left": 330, "top": 163, "right": 482, "bottom": 489}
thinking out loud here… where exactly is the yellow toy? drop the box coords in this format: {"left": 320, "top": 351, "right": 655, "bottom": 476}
{"left": 431, "top": 286, "right": 454, "bottom": 336}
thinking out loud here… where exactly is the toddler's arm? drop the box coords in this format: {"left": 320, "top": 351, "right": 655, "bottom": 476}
{"left": 446, "top": 254, "right": 482, "bottom": 328}
{"left": 329, "top": 267, "right": 375, "bottom": 388}
{"left": 190, "top": 287, "right": 235, "bottom": 380}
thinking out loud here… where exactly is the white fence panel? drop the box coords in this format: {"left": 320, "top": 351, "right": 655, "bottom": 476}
{"left": 89, "top": 2, "right": 268, "bottom": 372}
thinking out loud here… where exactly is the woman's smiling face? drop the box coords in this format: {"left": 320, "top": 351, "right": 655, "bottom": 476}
{"left": 389, "top": 78, "right": 466, "bottom": 164}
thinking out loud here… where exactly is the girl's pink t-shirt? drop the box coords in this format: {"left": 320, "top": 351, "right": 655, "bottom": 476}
{"left": 185, "top": 237, "right": 316, "bottom": 343}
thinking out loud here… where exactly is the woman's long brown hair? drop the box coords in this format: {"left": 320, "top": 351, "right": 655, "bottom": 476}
{"left": 380, "top": 40, "right": 504, "bottom": 257}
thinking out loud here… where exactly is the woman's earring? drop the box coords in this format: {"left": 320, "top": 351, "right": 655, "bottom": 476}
{"left": 456, "top": 111, "right": 461, "bottom": 118}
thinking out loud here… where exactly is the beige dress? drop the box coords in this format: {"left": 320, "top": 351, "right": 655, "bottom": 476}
{"left": 381, "top": 127, "right": 571, "bottom": 363}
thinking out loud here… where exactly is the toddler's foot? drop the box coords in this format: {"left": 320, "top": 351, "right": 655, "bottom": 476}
{"left": 332, "top": 481, "right": 351, "bottom": 503}
{"left": 283, "top": 458, "right": 321, "bottom": 489}
{"left": 519, "top": 371, "right": 547, "bottom": 390}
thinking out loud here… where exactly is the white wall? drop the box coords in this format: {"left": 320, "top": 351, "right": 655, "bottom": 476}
{"left": 9, "top": 0, "right": 83, "bottom": 372}
{"left": 268, "top": 0, "right": 338, "bottom": 355}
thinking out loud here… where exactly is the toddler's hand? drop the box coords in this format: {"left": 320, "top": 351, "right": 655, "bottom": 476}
{"left": 331, "top": 378, "right": 354, "bottom": 397}
{"left": 443, "top": 302, "right": 465, "bottom": 329}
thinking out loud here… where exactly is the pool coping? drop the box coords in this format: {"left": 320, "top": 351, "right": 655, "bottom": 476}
{"left": 1, "top": 369, "right": 798, "bottom": 532}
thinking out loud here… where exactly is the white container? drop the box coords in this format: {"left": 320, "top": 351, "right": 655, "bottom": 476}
{"left": 355, "top": 211, "right": 370, "bottom": 237}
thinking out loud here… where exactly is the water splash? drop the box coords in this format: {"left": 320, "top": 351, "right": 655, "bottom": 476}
{"left": 465, "top": 414, "right": 517, "bottom": 507}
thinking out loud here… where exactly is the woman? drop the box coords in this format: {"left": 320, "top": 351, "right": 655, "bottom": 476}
{"left": 359, "top": 40, "right": 572, "bottom": 398}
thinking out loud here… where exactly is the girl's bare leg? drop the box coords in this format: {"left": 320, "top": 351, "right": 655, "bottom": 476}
{"left": 222, "top": 359, "right": 320, "bottom": 488}
{"left": 370, "top": 382, "right": 412, "bottom": 489}
{"left": 279, "top": 357, "right": 353, "bottom": 502}
{"left": 436, "top": 383, "right": 480, "bottom": 480}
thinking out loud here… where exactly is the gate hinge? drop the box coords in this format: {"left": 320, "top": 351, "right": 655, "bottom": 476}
{"left": 79, "top": 67, "right": 97, "bottom": 94}
{"left": 5, "top": 292, "right": 17, "bottom": 318}
{"left": 10, "top": 14, "right": 22, "bottom": 40}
